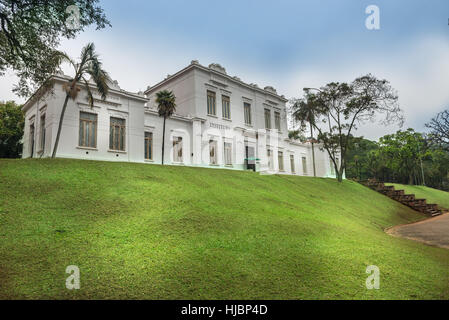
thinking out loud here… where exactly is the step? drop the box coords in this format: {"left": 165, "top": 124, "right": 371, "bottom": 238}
{"left": 359, "top": 181, "right": 443, "bottom": 217}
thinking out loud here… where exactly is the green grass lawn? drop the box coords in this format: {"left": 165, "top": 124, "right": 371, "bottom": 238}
{"left": 385, "top": 183, "right": 449, "bottom": 210}
{"left": 0, "top": 159, "right": 448, "bottom": 299}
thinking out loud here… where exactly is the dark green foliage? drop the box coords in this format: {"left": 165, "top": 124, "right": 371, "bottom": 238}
{"left": 0, "top": 0, "right": 110, "bottom": 97}
{"left": 0, "top": 100, "right": 24, "bottom": 158}
{"left": 156, "top": 90, "right": 176, "bottom": 165}
{"left": 346, "top": 129, "right": 449, "bottom": 191}
{"left": 345, "top": 136, "right": 378, "bottom": 181}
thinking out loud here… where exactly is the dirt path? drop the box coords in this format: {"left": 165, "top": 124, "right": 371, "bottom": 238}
{"left": 386, "top": 213, "right": 449, "bottom": 249}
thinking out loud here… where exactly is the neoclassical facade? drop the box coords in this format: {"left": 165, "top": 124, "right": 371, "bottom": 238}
{"left": 21, "top": 61, "right": 337, "bottom": 177}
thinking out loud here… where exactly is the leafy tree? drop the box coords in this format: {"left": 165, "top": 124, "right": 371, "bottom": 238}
{"left": 426, "top": 109, "right": 449, "bottom": 152}
{"left": 291, "top": 75, "right": 403, "bottom": 182}
{"left": 52, "top": 42, "right": 110, "bottom": 158}
{"left": 291, "top": 98, "right": 318, "bottom": 176}
{"left": 0, "top": 0, "right": 110, "bottom": 97}
{"left": 376, "top": 129, "right": 427, "bottom": 185}
{"left": 345, "top": 136, "right": 378, "bottom": 180}
{"left": 0, "top": 100, "right": 24, "bottom": 158}
{"left": 156, "top": 90, "right": 176, "bottom": 165}
{"left": 288, "top": 130, "right": 306, "bottom": 142}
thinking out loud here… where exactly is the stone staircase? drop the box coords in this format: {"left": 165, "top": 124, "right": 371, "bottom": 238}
{"left": 361, "top": 179, "right": 443, "bottom": 217}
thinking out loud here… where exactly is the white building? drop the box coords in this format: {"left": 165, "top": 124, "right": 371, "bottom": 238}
{"left": 21, "top": 61, "right": 337, "bottom": 177}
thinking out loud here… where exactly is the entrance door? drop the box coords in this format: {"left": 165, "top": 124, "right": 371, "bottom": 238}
{"left": 245, "top": 146, "right": 256, "bottom": 171}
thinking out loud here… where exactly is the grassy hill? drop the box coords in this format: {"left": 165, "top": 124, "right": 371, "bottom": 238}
{"left": 385, "top": 183, "right": 449, "bottom": 210}
{"left": 0, "top": 159, "right": 448, "bottom": 299}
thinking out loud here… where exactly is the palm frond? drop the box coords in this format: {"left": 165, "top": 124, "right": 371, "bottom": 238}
{"left": 81, "top": 76, "right": 95, "bottom": 108}
{"left": 87, "top": 59, "right": 111, "bottom": 100}
{"left": 156, "top": 90, "right": 177, "bottom": 117}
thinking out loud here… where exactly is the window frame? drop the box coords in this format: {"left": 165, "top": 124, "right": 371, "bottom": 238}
{"left": 274, "top": 111, "right": 281, "bottom": 131}
{"left": 39, "top": 114, "right": 46, "bottom": 151}
{"left": 29, "top": 123, "right": 35, "bottom": 158}
{"left": 209, "top": 140, "right": 218, "bottom": 165}
{"left": 302, "top": 156, "right": 308, "bottom": 175}
{"left": 222, "top": 95, "right": 231, "bottom": 120}
{"left": 79, "top": 111, "right": 98, "bottom": 149}
{"left": 224, "top": 142, "right": 232, "bottom": 166}
{"left": 144, "top": 131, "right": 153, "bottom": 160}
{"left": 278, "top": 151, "right": 284, "bottom": 171}
{"left": 173, "top": 136, "right": 183, "bottom": 163}
{"left": 267, "top": 149, "right": 274, "bottom": 170}
{"left": 109, "top": 117, "right": 126, "bottom": 151}
{"left": 264, "top": 109, "right": 271, "bottom": 129}
{"left": 244, "top": 102, "right": 252, "bottom": 125}
{"left": 207, "top": 90, "right": 217, "bottom": 116}
{"left": 290, "top": 154, "right": 295, "bottom": 173}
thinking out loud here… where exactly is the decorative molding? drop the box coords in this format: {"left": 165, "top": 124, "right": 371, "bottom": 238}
{"left": 220, "top": 88, "right": 232, "bottom": 95}
{"left": 264, "top": 86, "right": 277, "bottom": 94}
{"left": 204, "top": 83, "right": 218, "bottom": 90}
{"left": 265, "top": 99, "right": 279, "bottom": 106}
{"left": 107, "top": 109, "right": 129, "bottom": 118}
{"left": 77, "top": 102, "right": 101, "bottom": 110}
{"left": 208, "top": 63, "right": 227, "bottom": 74}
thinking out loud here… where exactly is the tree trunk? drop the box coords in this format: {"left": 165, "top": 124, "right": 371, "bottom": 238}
{"left": 310, "top": 122, "right": 316, "bottom": 177}
{"left": 161, "top": 116, "right": 166, "bottom": 165}
{"left": 52, "top": 94, "right": 70, "bottom": 158}
{"left": 337, "top": 161, "right": 343, "bottom": 182}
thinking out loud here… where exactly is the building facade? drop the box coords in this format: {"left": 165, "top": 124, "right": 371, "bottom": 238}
{"left": 21, "top": 61, "right": 337, "bottom": 178}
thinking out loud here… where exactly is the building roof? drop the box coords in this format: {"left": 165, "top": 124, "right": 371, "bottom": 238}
{"left": 22, "top": 73, "right": 148, "bottom": 112}
{"left": 144, "top": 61, "right": 289, "bottom": 103}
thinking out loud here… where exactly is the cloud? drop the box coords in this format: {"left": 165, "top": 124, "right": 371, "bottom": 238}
{"left": 2, "top": 29, "right": 448, "bottom": 143}
{"left": 281, "top": 35, "right": 449, "bottom": 139}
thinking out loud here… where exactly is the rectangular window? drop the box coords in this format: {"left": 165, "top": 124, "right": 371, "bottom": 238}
{"left": 264, "top": 109, "right": 271, "bottom": 129}
{"left": 29, "top": 123, "right": 35, "bottom": 158}
{"left": 290, "top": 155, "right": 295, "bottom": 173}
{"left": 274, "top": 111, "right": 281, "bottom": 131}
{"left": 109, "top": 117, "right": 125, "bottom": 151}
{"left": 40, "top": 114, "right": 46, "bottom": 151}
{"left": 267, "top": 149, "right": 274, "bottom": 170}
{"left": 210, "top": 140, "right": 217, "bottom": 165}
{"left": 207, "top": 91, "right": 216, "bottom": 116}
{"left": 278, "top": 151, "right": 284, "bottom": 171}
{"left": 222, "top": 95, "right": 231, "bottom": 119}
{"left": 173, "top": 136, "right": 183, "bottom": 162}
{"left": 244, "top": 102, "right": 251, "bottom": 125}
{"left": 79, "top": 112, "right": 97, "bottom": 148}
{"left": 302, "top": 156, "right": 308, "bottom": 175}
{"left": 145, "top": 132, "right": 153, "bottom": 160}
{"left": 224, "top": 142, "right": 232, "bottom": 165}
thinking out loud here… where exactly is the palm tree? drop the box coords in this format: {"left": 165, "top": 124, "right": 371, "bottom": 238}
{"left": 156, "top": 90, "right": 176, "bottom": 165}
{"left": 52, "top": 43, "right": 110, "bottom": 158}
{"left": 292, "top": 98, "right": 317, "bottom": 177}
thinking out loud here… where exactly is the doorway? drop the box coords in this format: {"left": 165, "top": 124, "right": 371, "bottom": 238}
{"left": 245, "top": 146, "right": 255, "bottom": 171}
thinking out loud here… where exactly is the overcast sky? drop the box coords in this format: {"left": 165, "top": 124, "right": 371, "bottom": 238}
{"left": 1, "top": 0, "right": 448, "bottom": 140}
